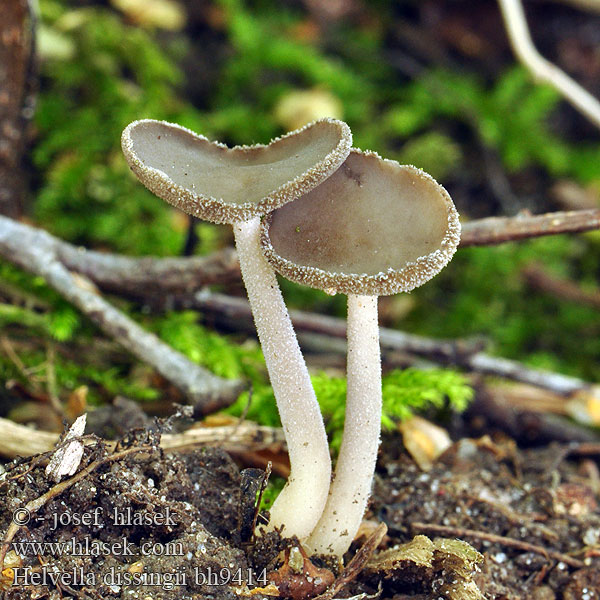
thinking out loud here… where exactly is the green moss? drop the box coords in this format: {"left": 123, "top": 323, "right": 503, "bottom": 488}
{"left": 226, "top": 366, "right": 473, "bottom": 454}
{"left": 34, "top": 2, "right": 194, "bottom": 255}
{"left": 406, "top": 235, "right": 600, "bottom": 380}
{"left": 396, "top": 132, "right": 462, "bottom": 181}
{"left": 389, "top": 66, "right": 600, "bottom": 181}
{"left": 312, "top": 368, "right": 473, "bottom": 452}
{"left": 152, "top": 311, "right": 266, "bottom": 383}
{"left": 10, "top": 0, "right": 599, "bottom": 427}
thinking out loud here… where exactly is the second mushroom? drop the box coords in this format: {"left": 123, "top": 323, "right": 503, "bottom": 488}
{"left": 261, "top": 149, "right": 461, "bottom": 558}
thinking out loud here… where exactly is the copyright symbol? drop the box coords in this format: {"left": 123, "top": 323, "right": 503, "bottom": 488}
{"left": 13, "top": 508, "right": 30, "bottom": 525}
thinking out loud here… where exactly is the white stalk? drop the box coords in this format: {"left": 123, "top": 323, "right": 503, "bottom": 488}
{"left": 306, "top": 293, "right": 382, "bottom": 558}
{"left": 232, "top": 217, "right": 331, "bottom": 540}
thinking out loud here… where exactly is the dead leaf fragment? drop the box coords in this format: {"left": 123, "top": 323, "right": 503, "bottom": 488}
{"left": 367, "top": 535, "right": 484, "bottom": 599}
{"left": 399, "top": 415, "right": 452, "bottom": 470}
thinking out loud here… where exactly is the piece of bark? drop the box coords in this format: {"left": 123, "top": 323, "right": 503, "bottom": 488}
{"left": 0, "top": 215, "right": 243, "bottom": 413}
{"left": 0, "top": 0, "right": 35, "bottom": 217}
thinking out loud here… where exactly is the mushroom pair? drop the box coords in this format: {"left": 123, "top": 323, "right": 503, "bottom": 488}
{"left": 122, "top": 118, "right": 352, "bottom": 540}
{"left": 122, "top": 119, "right": 460, "bottom": 559}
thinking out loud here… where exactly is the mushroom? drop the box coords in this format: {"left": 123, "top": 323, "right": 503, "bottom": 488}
{"left": 261, "top": 149, "right": 461, "bottom": 558}
{"left": 121, "top": 118, "right": 352, "bottom": 539}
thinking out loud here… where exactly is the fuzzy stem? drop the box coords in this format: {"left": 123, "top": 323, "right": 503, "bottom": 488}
{"left": 306, "top": 293, "right": 382, "bottom": 558}
{"left": 232, "top": 217, "right": 331, "bottom": 540}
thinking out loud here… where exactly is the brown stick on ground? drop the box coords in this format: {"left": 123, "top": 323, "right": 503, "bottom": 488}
{"left": 0, "top": 216, "right": 243, "bottom": 413}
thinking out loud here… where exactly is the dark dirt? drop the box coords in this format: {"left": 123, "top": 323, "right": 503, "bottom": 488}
{"left": 1, "top": 427, "right": 599, "bottom": 600}
{"left": 0, "top": 441, "right": 260, "bottom": 600}
{"left": 371, "top": 436, "right": 600, "bottom": 599}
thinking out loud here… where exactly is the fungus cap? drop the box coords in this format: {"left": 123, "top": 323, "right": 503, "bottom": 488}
{"left": 121, "top": 118, "right": 352, "bottom": 224}
{"left": 261, "top": 149, "right": 461, "bottom": 296}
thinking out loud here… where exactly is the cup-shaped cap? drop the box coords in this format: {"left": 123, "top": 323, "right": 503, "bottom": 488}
{"left": 261, "top": 149, "right": 461, "bottom": 296}
{"left": 121, "top": 118, "right": 352, "bottom": 224}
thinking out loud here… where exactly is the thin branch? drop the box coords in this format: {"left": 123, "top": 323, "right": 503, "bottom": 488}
{"left": 59, "top": 208, "right": 600, "bottom": 285}
{"left": 195, "top": 292, "right": 592, "bottom": 396}
{"left": 498, "top": 0, "right": 600, "bottom": 129}
{"left": 465, "top": 353, "right": 588, "bottom": 395}
{"left": 460, "top": 209, "right": 600, "bottom": 247}
{"left": 0, "top": 416, "right": 284, "bottom": 459}
{"left": 0, "top": 215, "right": 239, "bottom": 297}
{"left": 0, "top": 215, "right": 243, "bottom": 413}
{"left": 522, "top": 263, "right": 600, "bottom": 309}
{"left": 53, "top": 207, "right": 600, "bottom": 287}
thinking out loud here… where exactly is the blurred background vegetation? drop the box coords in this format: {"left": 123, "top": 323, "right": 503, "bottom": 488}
{"left": 2, "top": 0, "right": 600, "bottom": 435}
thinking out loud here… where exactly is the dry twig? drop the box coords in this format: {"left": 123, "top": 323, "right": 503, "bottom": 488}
{"left": 196, "top": 292, "right": 592, "bottom": 396}
{"left": 523, "top": 263, "right": 600, "bottom": 309}
{"left": 3, "top": 211, "right": 600, "bottom": 305}
{"left": 0, "top": 215, "right": 243, "bottom": 413}
{"left": 460, "top": 209, "right": 600, "bottom": 247}
{"left": 57, "top": 243, "right": 240, "bottom": 298}
{"left": 498, "top": 0, "right": 600, "bottom": 129}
